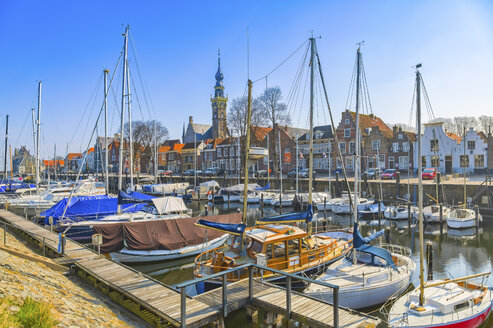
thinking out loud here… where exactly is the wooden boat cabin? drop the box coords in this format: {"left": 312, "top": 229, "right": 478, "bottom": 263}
{"left": 194, "top": 224, "right": 353, "bottom": 282}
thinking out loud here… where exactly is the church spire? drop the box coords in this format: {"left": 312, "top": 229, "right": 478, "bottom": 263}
{"left": 214, "top": 49, "right": 224, "bottom": 94}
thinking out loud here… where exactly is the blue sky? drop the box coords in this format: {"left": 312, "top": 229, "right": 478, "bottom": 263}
{"left": 0, "top": 0, "right": 492, "bottom": 159}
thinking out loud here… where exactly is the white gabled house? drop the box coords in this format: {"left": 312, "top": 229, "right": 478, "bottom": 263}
{"left": 453, "top": 127, "right": 488, "bottom": 174}
{"left": 415, "top": 122, "right": 488, "bottom": 174}
{"left": 416, "top": 122, "right": 459, "bottom": 174}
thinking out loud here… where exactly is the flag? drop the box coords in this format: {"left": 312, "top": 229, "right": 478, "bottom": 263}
{"left": 322, "top": 152, "right": 327, "bottom": 159}
{"left": 299, "top": 151, "right": 304, "bottom": 159}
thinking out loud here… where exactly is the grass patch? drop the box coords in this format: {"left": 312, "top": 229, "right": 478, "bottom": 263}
{"left": 14, "top": 297, "right": 58, "bottom": 328}
{"left": 0, "top": 298, "right": 18, "bottom": 328}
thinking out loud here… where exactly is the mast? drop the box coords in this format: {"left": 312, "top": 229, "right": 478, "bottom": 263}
{"left": 416, "top": 64, "right": 425, "bottom": 306}
{"left": 126, "top": 63, "right": 134, "bottom": 191}
{"left": 194, "top": 133, "right": 197, "bottom": 188}
{"left": 31, "top": 108, "right": 36, "bottom": 175}
{"left": 463, "top": 126, "right": 467, "bottom": 207}
{"left": 54, "top": 144, "right": 57, "bottom": 181}
{"left": 353, "top": 46, "right": 362, "bottom": 228}
{"left": 36, "top": 82, "right": 41, "bottom": 194}
{"left": 153, "top": 121, "right": 157, "bottom": 181}
{"left": 279, "top": 130, "right": 282, "bottom": 193}
{"left": 104, "top": 69, "right": 109, "bottom": 194}
{"left": 118, "top": 26, "right": 129, "bottom": 213}
{"left": 307, "top": 37, "right": 315, "bottom": 236}
{"left": 296, "top": 133, "right": 298, "bottom": 194}
{"left": 9, "top": 146, "right": 12, "bottom": 180}
{"left": 242, "top": 80, "right": 253, "bottom": 226}
{"left": 267, "top": 134, "right": 270, "bottom": 185}
{"left": 4, "top": 115, "right": 8, "bottom": 180}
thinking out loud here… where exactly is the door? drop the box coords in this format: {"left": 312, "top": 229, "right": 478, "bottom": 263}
{"left": 445, "top": 155, "right": 452, "bottom": 174}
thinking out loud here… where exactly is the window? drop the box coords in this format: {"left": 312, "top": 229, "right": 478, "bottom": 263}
{"left": 468, "top": 141, "right": 475, "bottom": 150}
{"left": 263, "top": 156, "right": 268, "bottom": 165}
{"left": 393, "top": 142, "right": 399, "bottom": 153}
{"left": 431, "top": 155, "right": 440, "bottom": 167}
{"left": 430, "top": 139, "right": 439, "bottom": 152}
{"left": 339, "top": 142, "right": 346, "bottom": 154}
{"left": 265, "top": 244, "right": 273, "bottom": 260}
{"left": 345, "top": 157, "right": 353, "bottom": 169}
{"left": 398, "top": 133, "right": 403, "bottom": 140}
{"left": 368, "top": 156, "right": 375, "bottom": 168}
{"left": 287, "top": 239, "right": 300, "bottom": 256}
{"left": 403, "top": 142, "right": 410, "bottom": 152}
{"left": 372, "top": 140, "right": 380, "bottom": 150}
{"left": 336, "top": 159, "right": 342, "bottom": 169}
{"left": 224, "top": 148, "right": 228, "bottom": 157}
{"left": 230, "top": 159, "right": 234, "bottom": 170}
{"left": 272, "top": 242, "right": 286, "bottom": 259}
{"left": 474, "top": 155, "right": 484, "bottom": 168}
{"left": 389, "top": 156, "right": 395, "bottom": 169}
{"left": 378, "top": 154, "right": 385, "bottom": 169}
{"left": 230, "top": 147, "right": 234, "bottom": 156}
{"left": 399, "top": 156, "right": 409, "bottom": 170}
{"left": 349, "top": 142, "right": 355, "bottom": 154}
{"left": 345, "top": 118, "right": 350, "bottom": 125}
{"left": 217, "top": 148, "right": 221, "bottom": 157}
{"left": 460, "top": 155, "right": 470, "bottom": 168}
{"left": 344, "top": 128, "right": 351, "bottom": 138}
{"left": 422, "top": 156, "right": 426, "bottom": 168}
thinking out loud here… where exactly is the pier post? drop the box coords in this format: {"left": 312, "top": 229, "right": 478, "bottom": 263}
{"left": 222, "top": 273, "right": 228, "bottom": 317}
{"left": 42, "top": 237, "right": 46, "bottom": 257}
{"left": 426, "top": 241, "right": 433, "bottom": 280}
{"left": 407, "top": 203, "right": 411, "bottom": 230}
{"left": 286, "top": 275, "right": 291, "bottom": 320}
{"left": 181, "top": 287, "right": 187, "bottom": 328}
{"left": 333, "top": 286, "right": 339, "bottom": 328}
{"left": 385, "top": 227, "right": 391, "bottom": 244}
{"left": 248, "top": 266, "right": 253, "bottom": 302}
{"left": 475, "top": 205, "right": 479, "bottom": 229}
{"left": 212, "top": 190, "right": 215, "bottom": 207}
{"left": 61, "top": 233, "right": 66, "bottom": 255}
{"left": 227, "top": 195, "right": 230, "bottom": 211}
{"left": 335, "top": 172, "right": 340, "bottom": 197}
{"left": 439, "top": 204, "right": 443, "bottom": 225}
{"left": 396, "top": 172, "right": 400, "bottom": 199}
{"left": 324, "top": 197, "right": 327, "bottom": 221}
{"left": 261, "top": 194, "right": 264, "bottom": 216}
{"left": 204, "top": 205, "right": 208, "bottom": 216}
{"left": 363, "top": 172, "right": 368, "bottom": 195}
{"left": 436, "top": 172, "right": 441, "bottom": 203}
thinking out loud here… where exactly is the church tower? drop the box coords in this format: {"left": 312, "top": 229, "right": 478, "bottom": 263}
{"left": 211, "top": 50, "right": 228, "bottom": 139}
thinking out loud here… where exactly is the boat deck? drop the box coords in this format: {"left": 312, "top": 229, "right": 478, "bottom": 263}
{"left": 0, "top": 209, "right": 380, "bottom": 328}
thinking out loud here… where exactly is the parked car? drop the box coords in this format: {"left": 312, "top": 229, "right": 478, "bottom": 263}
{"left": 299, "top": 168, "right": 316, "bottom": 178}
{"left": 203, "top": 168, "right": 215, "bottom": 177}
{"left": 159, "top": 169, "right": 172, "bottom": 176}
{"left": 255, "top": 170, "right": 267, "bottom": 177}
{"left": 422, "top": 168, "right": 437, "bottom": 180}
{"left": 381, "top": 169, "right": 398, "bottom": 180}
{"left": 183, "top": 169, "right": 195, "bottom": 176}
{"left": 287, "top": 168, "right": 303, "bottom": 178}
{"left": 363, "top": 168, "right": 382, "bottom": 180}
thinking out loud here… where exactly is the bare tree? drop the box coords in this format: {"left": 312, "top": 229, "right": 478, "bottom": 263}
{"left": 227, "top": 96, "right": 267, "bottom": 137}
{"left": 259, "top": 87, "right": 291, "bottom": 127}
{"left": 428, "top": 117, "right": 454, "bottom": 133}
{"left": 122, "top": 120, "right": 169, "bottom": 173}
{"left": 478, "top": 115, "right": 493, "bottom": 134}
{"left": 452, "top": 116, "right": 477, "bottom": 135}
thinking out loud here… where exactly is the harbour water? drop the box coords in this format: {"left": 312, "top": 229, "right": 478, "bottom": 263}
{"left": 123, "top": 200, "right": 493, "bottom": 327}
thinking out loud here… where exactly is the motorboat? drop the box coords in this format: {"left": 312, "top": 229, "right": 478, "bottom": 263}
{"left": 423, "top": 204, "right": 451, "bottom": 223}
{"left": 447, "top": 208, "right": 481, "bottom": 229}
{"left": 384, "top": 204, "right": 418, "bottom": 220}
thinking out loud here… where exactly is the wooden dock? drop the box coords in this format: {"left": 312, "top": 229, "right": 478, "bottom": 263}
{"left": 0, "top": 209, "right": 380, "bottom": 328}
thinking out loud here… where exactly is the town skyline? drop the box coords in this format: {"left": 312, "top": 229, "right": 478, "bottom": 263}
{"left": 1, "top": 0, "right": 492, "bottom": 159}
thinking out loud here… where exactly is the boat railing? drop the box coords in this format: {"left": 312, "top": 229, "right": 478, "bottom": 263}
{"left": 378, "top": 243, "right": 412, "bottom": 258}
{"left": 177, "top": 262, "right": 362, "bottom": 328}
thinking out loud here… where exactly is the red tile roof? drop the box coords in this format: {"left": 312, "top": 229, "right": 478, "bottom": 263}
{"left": 446, "top": 132, "right": 462, "bottom": 144}
{"left": 158, "top": 146, "right": 171, "bottom": 153}
{"left": 251, "top": 126, "right": 272, "bottom": 142}
{"left": 348, "top": 111, "right": 393, "bottom": 139}
{"left": 43, "top": 160, "right": 65, "bottom": 166}
{"left": 66, "top": 153, "right": 81, "bottom": 160}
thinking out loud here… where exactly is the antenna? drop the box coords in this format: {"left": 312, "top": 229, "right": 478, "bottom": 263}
{"left": 247, "top": 26, "right": 250, "bottom": 80}
{"left": 356, "top": 40, "right": 365, "bottom": 48}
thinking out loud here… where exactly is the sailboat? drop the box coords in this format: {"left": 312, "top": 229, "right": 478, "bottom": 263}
{"left": 194, "top": 38, "right": 353, "bottom": 290}
{"left": 305, "top": 46, "right": 414, "bottom": 310}
{"left": 447, "top": 128, "right": 482, "bottom": 229}
{"left": 387, "top": 65, "right": 492, "bottom": 328}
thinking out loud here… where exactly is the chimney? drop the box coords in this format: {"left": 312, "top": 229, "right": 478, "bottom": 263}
{"left": 189, "top": 116, "right": 193, "bottom": 124}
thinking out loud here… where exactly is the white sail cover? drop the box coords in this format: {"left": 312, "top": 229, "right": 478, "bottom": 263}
{"left": 151, "top": 197, "right": 189, "bottom": 215}
{"left": 219, "top": 183, "right": 261, "bottom": 194}
{"left": 152, "top": 183, "right": 189, "bottom": 194}
{"left": 200, "top": 180, "right": 220, "bottom": 188}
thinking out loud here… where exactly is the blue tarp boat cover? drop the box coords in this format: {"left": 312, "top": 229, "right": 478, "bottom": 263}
{"left": 41, "top": 192, "right": 154, "bottom": 225}
{"left": 256, "top": 204, "right": 313, "bottom": 224}
{"left": 353, "top": 222, "right": 384, "bottom": 248}
{"left": 255, "top": 182, "right": 270, "bottom": 191}
{"left": 196, "top": 219, "right": 246, "bottom": 236}
{"left": 118, "top": 191, "right": 154, "bottom": 205}
{"left": 0, "top": 180, "right": 32, "bottom": 192}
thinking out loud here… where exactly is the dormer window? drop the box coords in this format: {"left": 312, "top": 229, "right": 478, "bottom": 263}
{"left": 345, "top": 119, "right": 350, "bottom": 125}
{"left": 398, "top": 133, "right": 403, "bottom": 140}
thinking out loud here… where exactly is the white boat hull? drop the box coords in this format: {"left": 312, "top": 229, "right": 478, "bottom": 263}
{"left": 110, "top": 235, "right": 229, "bottom": 264}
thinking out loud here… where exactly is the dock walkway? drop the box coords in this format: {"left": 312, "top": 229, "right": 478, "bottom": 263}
{"left": 0, "top": 209, "right": 380, "bottom": 328}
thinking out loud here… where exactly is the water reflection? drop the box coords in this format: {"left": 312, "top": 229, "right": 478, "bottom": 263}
{"left": 125, "top": 200, "right": 493, "bottom": 326}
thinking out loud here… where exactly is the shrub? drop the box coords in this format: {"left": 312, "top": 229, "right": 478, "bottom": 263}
{"left": 14, "top": 297, "right": 58, "bottom": 328}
